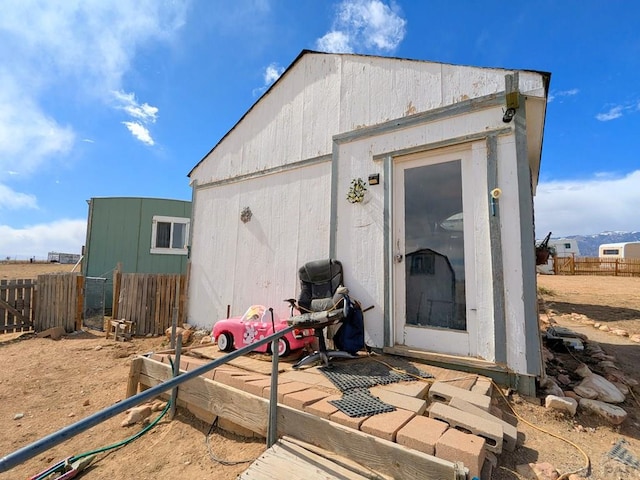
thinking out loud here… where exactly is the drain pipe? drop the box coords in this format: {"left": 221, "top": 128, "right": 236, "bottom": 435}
{"left": 0, "top": 325, "right": 294, "bottom": 473}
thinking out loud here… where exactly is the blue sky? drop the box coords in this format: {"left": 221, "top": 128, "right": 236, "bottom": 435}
{"left": 1, "top": 0, "right": 639, "bottom": 259}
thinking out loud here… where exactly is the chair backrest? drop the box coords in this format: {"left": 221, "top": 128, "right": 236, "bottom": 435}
{"left": 297, "top": 259, "right": 343, "bottom": 312}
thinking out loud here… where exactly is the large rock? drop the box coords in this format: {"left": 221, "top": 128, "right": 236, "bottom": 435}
{"left": 540, "top": 377, "right": 564, "bottom": 397}
{"left": 579, "top": 399, "right": 627, "bottom": 425}
{"left": 574, "top": 364, "right": 625, "bottom": 403}
{"left": 545, "top": 395, "right": 577, "bottom": 416}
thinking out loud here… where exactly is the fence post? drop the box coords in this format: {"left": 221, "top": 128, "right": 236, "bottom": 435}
{"left": 75, "top": 275, "right": 84, "bottom": 331}
{"left": 112, "top": 263, "right": 122, "bottom": 320}
{"left": 615, "top": 259, "right": 619, "bottom": 276}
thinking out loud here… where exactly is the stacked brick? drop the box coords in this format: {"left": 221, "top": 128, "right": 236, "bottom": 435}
{"left": 151, "top": 354, "right": 518, "bottom": 480}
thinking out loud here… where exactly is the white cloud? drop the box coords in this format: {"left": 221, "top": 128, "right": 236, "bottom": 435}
{"left": 596, "top": 105, "right": 625, "bottom": 121}
{"left": 534, "top": 170, "right": 640, "bottom": 237}
{"left": 316, "top": 31, "right": 353, "bottom": 54}
{"left": 0, "top": 1, "right": 186, "bottom": 176}
{"left": 122, "top": 122, "right": 155, "bottom": 146}
{"left": 0, "top": 184, "right": 38, "bottom": 210}
{"left": 548, "top": 88, "right": 579, "bottom": 103}
{"left": 113, "top": 91, "right": 159, "bottom": 123}
{"left": 0, "top": 73, "right": 75, "bottom": 176}
{"left": 0, "top": 219, "right": 86, "bottom": 260}
{"left": 253, "top": 63, "right": 286, "bottom": 97}
{"left": 264, "top": 63, "right": 285, "bottom": 85}
{"left": 113, "top": 90, "right": 159, "bottom": 144}
{"left": 316, "top": 0, "right": 406, "bottom": 54}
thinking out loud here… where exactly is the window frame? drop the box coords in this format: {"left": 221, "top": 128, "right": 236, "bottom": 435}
{"left": 150, "top": 215, "right": 190, "bottom": 255}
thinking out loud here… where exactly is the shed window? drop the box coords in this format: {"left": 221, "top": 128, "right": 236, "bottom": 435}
{"left": 602, "top": 249, "right": 619, "bottom": 255}
{"left": 563, "top": 243, "right": 571, "bottom": 249}
{"left": 151, "top": 216, "right": 189, "bottom": 255}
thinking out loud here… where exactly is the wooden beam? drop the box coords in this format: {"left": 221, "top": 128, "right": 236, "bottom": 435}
{"left": 137, "top": 357, "right": 269, "bottom": 436}
{"left": 134, "top": 357, "right": 463, "bottom": 480}
{"left": 0, "top": 298, "right": 28, "bottom": 325}
{"left": 126, "top": 357, "right": 142, "bottom": 398}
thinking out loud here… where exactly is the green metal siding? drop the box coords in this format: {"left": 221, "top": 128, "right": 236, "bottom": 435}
{"left": 83, "top": 197, "right": 191, "bottom": 309}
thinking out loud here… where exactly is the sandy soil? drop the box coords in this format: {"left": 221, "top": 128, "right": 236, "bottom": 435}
{"left": 1, "top": 266, "right": 640, "bottom": 479}
{"left": 0, "top": 262, "right": 78, "bottom": 280}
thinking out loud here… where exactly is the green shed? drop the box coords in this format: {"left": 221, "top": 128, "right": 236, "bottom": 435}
{"left": 83, "top": 197, "right": 192, "bottom": 311}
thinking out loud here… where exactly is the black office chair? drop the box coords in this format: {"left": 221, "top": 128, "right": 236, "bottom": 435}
{"left": 287, "top": 259, "right": 358, "bottom": 369}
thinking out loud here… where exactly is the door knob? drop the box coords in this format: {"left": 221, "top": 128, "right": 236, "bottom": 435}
{"left": 394, "top": 254, "right": 403, "bottom": 263}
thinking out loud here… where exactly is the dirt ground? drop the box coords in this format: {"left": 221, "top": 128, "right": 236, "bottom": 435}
{"left": 1, "top": 264, "right": 640, "bottom": 479}
{"left": 0, "top": 261, "right": 77, "bottom": 280}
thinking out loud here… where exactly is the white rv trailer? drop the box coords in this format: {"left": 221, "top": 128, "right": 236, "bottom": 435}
{"left": 599, "top": 242, "right": 640, "bottom": 259}
{"left": 536, "top": 238, "right": 580, "bottom": 274}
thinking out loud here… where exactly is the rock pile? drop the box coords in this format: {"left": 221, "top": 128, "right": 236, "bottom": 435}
{"left": 540, "top": 321, "right": 635, "bottom": 426}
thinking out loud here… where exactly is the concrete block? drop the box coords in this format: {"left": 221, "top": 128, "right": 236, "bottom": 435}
{"left": 435, "top": 428, "right": 486, "bottom": 480}
{"left": 330, "top": 410, "right": 368, "bottom": 430}
{"left": 428, "top": 402, "right": 503, "bottom": 453}
{"left": 211, "top": 366, "right": 246, "bottom": 384}
{"left": 471, "top": 378, "right": 493, "bottom": 397}
{"left": 360, "top": 409, "right": 415, "bottom": 442}
{"left": 369, "top": 386, "right": 427, "bottom": 414}
{"left": 428, "top": 381, "right": 491, "bottom": 411}
{"left": 379, "top": 380, "right": 430, "bottom": 399}
{"left": 283, "top": 388, "right": 330, "bottom": 410}
{"left": 243, "top": 378, "right": 276, "bottom": 397}
{"left": 263, "top": 381, "right": 309, "bottom": 402}
{"left": 396, "top": 416, "right": 449, "bottom": 455}
{"left": 279, "top": 369, "right": 337, "bottom": 390}
{"left": 449, "top": 396, "right": 517, "bottom": 452}
{"left": 224, "top": 374, "right": 270, "bottom": 392}
{"left": 304, "top": 394, "right": 342, "bottom": 418}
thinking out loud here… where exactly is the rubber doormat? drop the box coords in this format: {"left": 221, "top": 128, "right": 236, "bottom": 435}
{"left": 329, "top": 388, "right": 396, "bottom": 417}
{"left": 319, "top": 357, "right": 433, "bottom": 392}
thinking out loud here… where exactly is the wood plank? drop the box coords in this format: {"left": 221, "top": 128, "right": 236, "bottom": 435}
{"left": 0, "top": 298, "right": 29, "bottom": 324}
{"left": 135, "top": 357, "right": 461, "bottom": 480}
{"left": 112, "top": 264, "right": 121, "bottom": 320}
{"left": 137, "top": 357, "right": 270, "bottom": 436}
{"left": 283, "top": 436, "right": 394, "bottom": 480}
{"left": 240, "top": 439, "right": 373, "bottom": 480}
{"left": 0, "top": 280, "right": 7, "bottom": 330}
{"left": 75, "top": 275, "right": 84, "bottom": 331}
{"left": 126, "top": 357, "right": 143, "bottom": 397}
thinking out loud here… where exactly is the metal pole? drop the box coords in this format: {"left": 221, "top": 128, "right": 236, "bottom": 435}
{"left": 170, "top": 282, "right": 180, "bottom": 349}
{"left": 0, "top": 325, "right": 295, "bottom": 473}
{"left": 266, "top": 308, "right": 279, "bottom": 447}
{"left": 170, "top": 334, "right": 182, "bottom": 419}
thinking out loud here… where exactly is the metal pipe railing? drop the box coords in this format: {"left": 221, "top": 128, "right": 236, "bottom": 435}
{"left": 0, "top": 325, "right": 295, "bottom": 473}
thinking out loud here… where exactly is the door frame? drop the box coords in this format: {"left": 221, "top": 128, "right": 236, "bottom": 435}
{"left": 390, "top": 144, "right": 478, "bottom": 357}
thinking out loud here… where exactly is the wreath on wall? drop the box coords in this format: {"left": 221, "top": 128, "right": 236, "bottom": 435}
{"left": 346, "top": 178, "right": 368, "bottom": 204}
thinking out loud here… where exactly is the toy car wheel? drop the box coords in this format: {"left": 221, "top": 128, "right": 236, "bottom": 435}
{"left": 217, "top": 332, "right": 234, "bottom": 352}
{"left": 275, "top": 337, "right": 290, "bottom": 357}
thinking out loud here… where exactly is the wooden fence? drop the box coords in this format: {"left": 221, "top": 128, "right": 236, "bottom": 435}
{"left": 34, "top": 273, "right": 83, "bottom": 332}
{"left": 112, "top": 272, "right": 187, "bottom": 336}
{"left": 554, "top": 256, "right": 640, "bottom": 277}
{"left": 0, "top": 279, "right": 36, "bottom": 333}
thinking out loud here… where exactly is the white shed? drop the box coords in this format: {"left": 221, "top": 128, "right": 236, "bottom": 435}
{"left": 187, "top": 51, "right": 550, "bottom": 394}
{"left": 599, "top": 242, "right": 640, "bottom": 259}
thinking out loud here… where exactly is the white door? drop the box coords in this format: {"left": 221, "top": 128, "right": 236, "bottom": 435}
{"left": 393, "top": 147, "right": 476, "bottom": 356}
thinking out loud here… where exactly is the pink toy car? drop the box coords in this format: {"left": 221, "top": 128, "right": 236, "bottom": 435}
{"left": 212, "top": 305, "right": 314, "bottom": 357}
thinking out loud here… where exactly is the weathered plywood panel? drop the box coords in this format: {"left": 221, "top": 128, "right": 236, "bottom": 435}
{"left": 189, "top": 162, "right": 331, "bottom": 329}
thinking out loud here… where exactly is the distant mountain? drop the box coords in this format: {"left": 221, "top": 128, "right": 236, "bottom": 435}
{"left": 561, "top": 231, "right": 640, "bottom": 257}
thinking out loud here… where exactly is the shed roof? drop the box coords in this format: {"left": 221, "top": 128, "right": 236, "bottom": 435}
{"left": 188, "top": 50, "right": 550, "bottom": 178}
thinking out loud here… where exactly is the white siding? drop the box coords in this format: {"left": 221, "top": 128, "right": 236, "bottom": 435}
{"left": 188, "top": 52, "right": 547, "bottom": 378}
{"left": 189, "top": 162, "right": 331, "bottom": 326}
